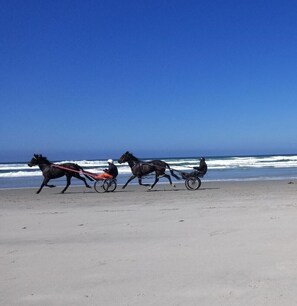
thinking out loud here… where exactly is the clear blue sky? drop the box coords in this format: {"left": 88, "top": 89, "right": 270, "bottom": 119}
{"left": 1, "top": 0, "right": 297, "bottom": 162}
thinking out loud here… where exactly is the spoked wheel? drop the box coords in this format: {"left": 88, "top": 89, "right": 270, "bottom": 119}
{"left": 185, "top": 177, "right": 201, "bottom": 190}
{"left": 94, "top": 180, "right": 106, "bottom": 193}
{"left": 103, "top": 179, "right": 117, "bottom": 192}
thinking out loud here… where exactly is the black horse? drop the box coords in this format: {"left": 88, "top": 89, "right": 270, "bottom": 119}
{"left": 118, "top": 151, "right": 180, "bottom": 190}
{"left": 28, "top": 154, "right": 93, "bottom": 194}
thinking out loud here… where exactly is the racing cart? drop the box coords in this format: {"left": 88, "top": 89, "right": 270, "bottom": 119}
{"left": 93, "top": 177, "right": 117, "bottom": 193}
{"left": 180, "top": 171, "right": 202, "bottom": 190}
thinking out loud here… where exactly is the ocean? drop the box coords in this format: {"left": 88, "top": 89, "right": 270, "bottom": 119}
{"left": 1, "top": 154, "right": 297, "bottom": 190}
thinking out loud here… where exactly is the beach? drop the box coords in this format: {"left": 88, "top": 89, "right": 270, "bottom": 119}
{"left": 1, "top": 180, "right": 297, "bottom": 305}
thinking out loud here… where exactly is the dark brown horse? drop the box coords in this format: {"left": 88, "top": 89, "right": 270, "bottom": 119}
{"left": 28, "top": 154, "right": 93, "bottom": 194}
{"left": 118, "top": 151, "right": 180, "bottom": 190}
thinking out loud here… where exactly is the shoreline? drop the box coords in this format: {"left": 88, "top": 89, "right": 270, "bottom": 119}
{"left": 0, "top": 176, "right": 296, "bottom": 192}
{"left": 2, "top": 154, "right": 297, "bottom": 190}
{"left": 1, "top": 180, "right": 297, "bottom": 305}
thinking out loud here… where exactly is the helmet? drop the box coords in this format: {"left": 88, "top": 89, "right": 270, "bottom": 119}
{"left": 107, "top": 159, "right": 113, "bottom": 164}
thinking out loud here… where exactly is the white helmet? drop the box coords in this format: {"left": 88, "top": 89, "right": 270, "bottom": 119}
{"left": 107, "top": 159, "right": 113, "bottom": 164}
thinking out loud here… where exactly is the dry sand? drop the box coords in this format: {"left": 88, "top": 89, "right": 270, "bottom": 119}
{"left": 1, "top": 180, "right": 297, "bottom": 305}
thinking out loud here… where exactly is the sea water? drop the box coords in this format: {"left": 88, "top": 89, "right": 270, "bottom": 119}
{"left": 1, "top": 155, "right": 297, "bottom": 189}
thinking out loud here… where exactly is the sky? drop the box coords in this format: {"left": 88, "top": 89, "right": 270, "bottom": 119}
{"left": 1, "top": 0, "right": 297, "bottom": 162}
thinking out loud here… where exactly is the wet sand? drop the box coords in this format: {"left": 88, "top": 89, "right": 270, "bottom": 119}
{"left": 1, "top": 180, "right": 297, "bottom": 305}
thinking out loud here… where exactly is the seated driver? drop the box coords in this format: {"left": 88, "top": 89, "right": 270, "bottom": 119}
{"left": 95, "top": 159, "right": 118, "bottom": 180}
{"left": 193, "top": 157, "right": 208, "bottom": 177}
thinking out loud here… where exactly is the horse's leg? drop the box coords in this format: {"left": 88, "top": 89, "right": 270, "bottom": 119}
{"left": 36, "top": 182, "right": 45, "bottom": 194}
{"left": 122, "top": 175, "right": 136, "bottom": 189}
{"left": 74, "top": 173, "right": 91, "bottom": 188}
{"left": 45, "top": 178, "right": 56, "bottom": 188}
{"left": 138, "top": 178, "right": 151, "bottom": 187}
{"left": 36, "top": 177, "right": 54, "bottom": 194}
{"left": 148, "top": 174, "right": 159, "bottom": 190}
{"left": 162, "top": 173, "right": 176, "bottom": 187}
{"left": 46, "top": 183, "right": 56, "bottom": 188}
{"left": 61, "top": 175, "right": 71, "bottom": 193}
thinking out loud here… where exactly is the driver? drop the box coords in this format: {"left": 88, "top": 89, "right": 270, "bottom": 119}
{"left": 95, "top": 159, "right": 118, "bottom": 180}
{"left": 104, "top": 159, "right": 118, "bottom": 178}
{"left": 193, "top": 157, "right": 207, "bottom": 177}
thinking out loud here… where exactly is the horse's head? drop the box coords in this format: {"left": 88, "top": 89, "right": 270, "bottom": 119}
{"left": 28, "top": 154, "right": 50, "bottom": 167}
{"left": 118, "top": 151, "right": 139, "bottom": 164}
{"left": 118, "top": 151, "right": 131, "bottom": 164}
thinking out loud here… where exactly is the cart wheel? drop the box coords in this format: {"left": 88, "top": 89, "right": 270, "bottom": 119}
{"left": 185, "top": 177, "right": 201, "bottom": 190}
{"left": 103, "top": 179, "right": 117, "bottom": 192}
{"left": 94, "top": 180, "right": 106, "bottom": 193}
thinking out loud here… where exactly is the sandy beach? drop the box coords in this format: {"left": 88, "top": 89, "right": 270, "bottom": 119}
{"left": 1, "top": 180, "right": 297, "bottom": 305}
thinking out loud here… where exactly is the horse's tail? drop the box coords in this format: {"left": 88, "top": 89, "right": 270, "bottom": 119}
{"left": 165, "top": 163, "right": 181, "bottom": 180}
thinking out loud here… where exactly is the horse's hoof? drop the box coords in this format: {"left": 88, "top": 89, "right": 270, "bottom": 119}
{"left": 86, "top": 185, "right": 91, "bottom": 189}
{"left": 122, "top": 186, "right": 126, "bottom": 189}
{"left": 172, "top": 184, "right": 176, "bottom": 188}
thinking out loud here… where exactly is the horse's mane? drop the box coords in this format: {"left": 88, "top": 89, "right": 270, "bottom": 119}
{"left": 35, "top": 154, "right": 51, "bottom": 164}
{"left": 127, "top": 152, "right": 140, "bottom": 162}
